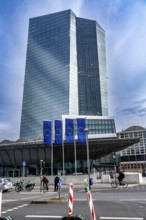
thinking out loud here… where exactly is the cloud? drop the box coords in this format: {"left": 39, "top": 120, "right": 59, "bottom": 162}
{"left": 106, "top": 1, "right": 146, "bottom": 128}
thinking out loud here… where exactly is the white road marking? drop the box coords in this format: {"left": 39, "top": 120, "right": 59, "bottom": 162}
{"left": 74, "top": 198, "right": 95, "bottom": 201}
{"left": 120, "top": 199, "right": 146, "bottom": 201}
{"left": 2, "top": 204, "right": 29, "bottom": 214}
{"left": 100, "top": 217, "right": 143, "bottom": 220}
{"left": 26, "top": 215, "right": 63, "bottom": 218}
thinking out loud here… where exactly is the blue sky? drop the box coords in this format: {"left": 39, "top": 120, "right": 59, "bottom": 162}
{"left": 0, "top": 0, "right": 146, "bottom": 141}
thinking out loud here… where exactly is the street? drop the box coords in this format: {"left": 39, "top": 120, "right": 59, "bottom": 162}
{"left": 1, "top": 184, "right": 146, "bottom": 220}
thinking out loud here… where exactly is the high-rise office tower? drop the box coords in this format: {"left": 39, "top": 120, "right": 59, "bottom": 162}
{"left": 20, "top": 9, "right": 108, "bottom": 140}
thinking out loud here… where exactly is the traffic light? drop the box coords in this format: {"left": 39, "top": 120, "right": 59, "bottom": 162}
{"left": 40, "top": 160, "right": 45, "bottom": 168}
{"left": 113, "top": 156, "right": 119, "bottom": 166}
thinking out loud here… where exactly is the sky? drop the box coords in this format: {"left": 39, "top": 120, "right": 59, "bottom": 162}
{"left": 0, "top": 0, "right": 146, "bottom": 141}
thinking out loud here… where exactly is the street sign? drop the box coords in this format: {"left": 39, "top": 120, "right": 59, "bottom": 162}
{"left": 58, "top": 179, "right": 62, "bottom": 189}
{"left": 22, "top": 161, "right": 26, "bottom": 167}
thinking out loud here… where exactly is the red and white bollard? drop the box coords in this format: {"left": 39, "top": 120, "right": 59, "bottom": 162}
{"left": 87, "top": 190, "right": 96, "bottom": 220}
{"left": 68, "top": 183, "right": 74, "bottom": 216}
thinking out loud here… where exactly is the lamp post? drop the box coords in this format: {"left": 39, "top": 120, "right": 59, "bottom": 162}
{"left": 85, "top": 128, "right": 90, "bottom": 189}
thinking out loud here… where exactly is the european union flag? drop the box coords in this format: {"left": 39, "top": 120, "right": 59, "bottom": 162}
{"left": 77, "top": 118, "right": 86, "bottom": 143}
{"left": 43, "top": 121, "right": 52, "bottom": 144}
{"left": 55, "top": 120, "right": 62, "bottom": 144}
{"left": 65, "top": 119, "right": 74, "bottom": 143}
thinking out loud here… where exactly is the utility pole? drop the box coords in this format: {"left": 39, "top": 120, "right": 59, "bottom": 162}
{"left": 113, "top": 153, "right": 119, "bottom": 181}
{"left": 85, "top": 128, "right": 90, "bottom": 190}
{"left": 40, "top": 160, "right": 43, "bottom": 183}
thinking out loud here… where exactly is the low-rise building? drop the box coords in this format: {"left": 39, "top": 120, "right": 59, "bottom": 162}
{"left": 117, "top": 126, "right": 146, "bottom": 174}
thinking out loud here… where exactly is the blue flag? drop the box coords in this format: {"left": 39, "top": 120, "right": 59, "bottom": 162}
{"left": 65, "top": 119, "right": 74, "bottom": 143}
{"left": 43, "top": 121, "right": 52, "bottom": 144}
{"left": 77, "top": 118, "right": 86, "bottom": 143}
{"left": 55, "top": 120, "right": 62, "bottom": 144}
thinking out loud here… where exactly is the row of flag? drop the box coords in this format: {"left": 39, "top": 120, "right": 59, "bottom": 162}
{"left": 43, "top": 118, "right": 87, "bottom": 144}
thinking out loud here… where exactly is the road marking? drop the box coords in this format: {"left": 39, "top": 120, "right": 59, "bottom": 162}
{"left": 2, "top": 204, "right": 29, "bottom": 214}
{"left": 18, "top": 193, "right": 53, "bottom": 201}
{"left": 2, "top": 200, "right": 17, "bottom": 203}
{"left": 120, "top": 199, "right": 146, "bottom": 201}
{"left": 26, "top": 215, "right": 63, "bottom": 218}
{"left": 74, "top": 199, "right": 95, "bottom": 201}
{"left": 100, "top": 217, "right": 143, "bottom": 220}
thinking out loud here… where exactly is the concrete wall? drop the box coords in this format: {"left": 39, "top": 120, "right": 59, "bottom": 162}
{"left": 10, "top": 174, "right": 97, "bottom": 186}
{"left": 10, "top": 172, "right": 143, "bottom": 185}
{"left": 101, "top": 174, "right": 111, "bottom": 183}
{"left": 124, "top": 172, "right": 143, "bottom": 184}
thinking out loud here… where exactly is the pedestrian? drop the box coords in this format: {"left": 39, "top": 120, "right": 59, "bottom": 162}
{"left": 42, "top": 174, "right": 49, "bottom": 191}
{"left": 54, "top": 175, "right": 60, "bottom": 191}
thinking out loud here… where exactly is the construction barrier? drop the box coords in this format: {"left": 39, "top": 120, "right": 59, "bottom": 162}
{"left": 87, "top": 190, "right": 96, "bottom": 220}
{"left": 0, "top": 190, "right": 14, "bottom": 220}
{"left": 62, "top": 183, "right": 85, "bottom": 220}
{"left": 68, "top": 183, "right": 74, "bottom": 216}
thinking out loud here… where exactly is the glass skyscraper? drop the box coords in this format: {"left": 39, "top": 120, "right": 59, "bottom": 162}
{"left": 20, "top": 9, "right": 108, "bottom": 140}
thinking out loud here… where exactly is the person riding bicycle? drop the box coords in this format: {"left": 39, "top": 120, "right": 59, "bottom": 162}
{"left": 117, "top": 170, "right": 125, "bottom": 185}
{"left": 41, "top": 174, "right": 49, "bottom": 191}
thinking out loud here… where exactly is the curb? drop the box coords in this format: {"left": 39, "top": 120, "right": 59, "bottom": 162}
{"left": 31, "top": 197, "right": 67, "bottom": 204}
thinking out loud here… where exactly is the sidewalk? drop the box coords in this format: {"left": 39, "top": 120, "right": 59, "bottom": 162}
{"left": 24, "top": 176, "right": 146, "bottom": 191}
{"left": 32, "top": 181, "right": 145, "bottom": 191}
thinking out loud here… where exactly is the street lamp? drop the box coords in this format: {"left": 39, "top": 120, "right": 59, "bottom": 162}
{"left": 85, "top": 128, "right": 90, "bottom": 189}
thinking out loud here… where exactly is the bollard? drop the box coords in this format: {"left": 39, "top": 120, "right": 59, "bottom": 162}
{"left": 68, "top": 183, "right": 74, "bottom": 216}
{"left": 63, "top": 184, "right": 85, "bottom": 220}
{"left": 87, "top": 191, "right": 96, "bottom": 220}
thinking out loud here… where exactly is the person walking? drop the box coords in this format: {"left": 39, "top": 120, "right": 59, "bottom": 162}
{"left": 42, "top": 174, "right": 49, "bottom": 191}
{"left": 54, "top": 175, "right": 60, "bottom": 191}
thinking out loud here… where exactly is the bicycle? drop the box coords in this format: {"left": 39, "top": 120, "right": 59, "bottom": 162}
{"left": 15, "top": 180, "right": 33, "bottom": 192}
{"left": 40, "top": 182, "right": 49, "bottom": 193}
{"left": 111, "top": 178, "right": 128, "bottom": 188}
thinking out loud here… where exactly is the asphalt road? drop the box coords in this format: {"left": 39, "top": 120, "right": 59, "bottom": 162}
{"left": 1, "top": 184, "right": 146, "bottom": 220}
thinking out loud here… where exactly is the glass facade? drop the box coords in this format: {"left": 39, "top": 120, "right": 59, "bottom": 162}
{"left": 20, "top": 10, "right": 78, "bottom": 139}
{"left": 76, "top": 18, "right": 108, "bottom": 116}
{"left": 20, "top": 9, "right": 108, "bottom": 140}
{"left": 55, "top": 115, "right": 116, "bottom": 175}
{"left": 62, "top": 115, "right": 116, "bottom": 139}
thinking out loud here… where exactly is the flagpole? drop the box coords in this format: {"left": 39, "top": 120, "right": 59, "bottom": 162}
{"left": 85, "top": 127, "right": 90, "bottom": 189}
{"left": 51, "top": 142, "right": 53, "bottom": 176}
{"left": 74, "top": 119, "right": 77, "bottom": 175}
{"left": 62, "top": 140, "right": 65, "bottom": 176}
{"left": 51, "top": 121, "right": 53, "bottom": 176}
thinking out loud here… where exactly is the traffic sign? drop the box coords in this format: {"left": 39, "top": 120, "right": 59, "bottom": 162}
{"left": 22, "top": 161, "right": 26, "bottom": 167}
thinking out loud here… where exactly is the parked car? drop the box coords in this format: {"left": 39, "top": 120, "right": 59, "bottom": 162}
{"left": 0, "top": 178, "right": 13, "bottom": 192}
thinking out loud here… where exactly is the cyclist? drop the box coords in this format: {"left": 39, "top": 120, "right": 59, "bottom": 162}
{"left": 117, "top": 170, "right": 125, "bottom": 185}
{"left": 41, "top": 174, "right": 49, "bottom": 191}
